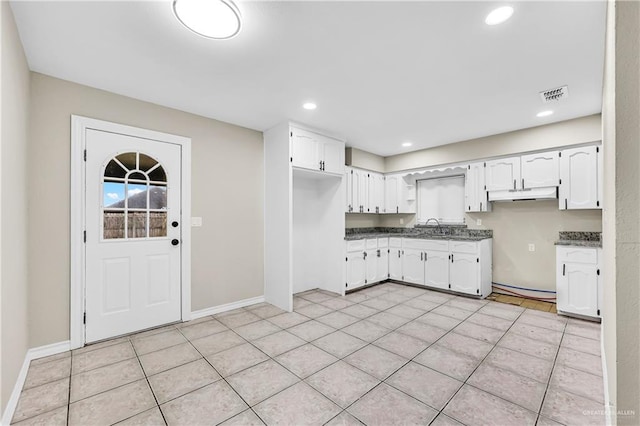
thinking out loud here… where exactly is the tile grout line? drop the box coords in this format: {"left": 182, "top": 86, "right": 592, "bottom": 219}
{"left": 130, "top": 340, "right": 169, "bottom": 426}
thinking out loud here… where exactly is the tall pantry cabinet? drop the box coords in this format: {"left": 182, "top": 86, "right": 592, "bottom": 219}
{"left": 264, "top": 122, "right": 345, "bottom": 311}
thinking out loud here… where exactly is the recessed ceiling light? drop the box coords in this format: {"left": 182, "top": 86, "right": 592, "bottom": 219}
{"left": 485, "top": 6, "right": 514, "bottom": 26}
{"left": 173, "top": 0, "right": 242, "bottom": 40}
{"left": 303, "top": 102, "right": 317, "bottom": 110}
{"left": 536, "top": 110, "right": 554, "bottom": 118}
{"left": 402, "top": 142, "right": 413, "bottom": 147}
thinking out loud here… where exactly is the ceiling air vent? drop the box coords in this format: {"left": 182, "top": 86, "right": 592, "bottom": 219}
{"left": 540, "top": 85, "right": 569, "bottom": 103}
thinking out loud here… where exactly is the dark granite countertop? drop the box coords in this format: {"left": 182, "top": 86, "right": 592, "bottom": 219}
{"left": 555, "top": 231, "right": 602, "bottom": 248}
{"left": 345, "top": 226, "right": 492, "bottom": 242}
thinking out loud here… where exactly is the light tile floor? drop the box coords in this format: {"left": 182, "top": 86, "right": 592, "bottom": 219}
{"left": 12, "top": 283, "right": 605, "bottom": 426}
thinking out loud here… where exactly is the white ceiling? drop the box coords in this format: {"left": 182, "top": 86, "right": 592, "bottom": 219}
{"left": 11, "top": 1, "right": 606, "bottom": 156}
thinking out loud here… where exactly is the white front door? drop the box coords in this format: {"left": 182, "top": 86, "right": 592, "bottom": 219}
{"left": 85, "top": 129, "right": 182, "bottom": 343}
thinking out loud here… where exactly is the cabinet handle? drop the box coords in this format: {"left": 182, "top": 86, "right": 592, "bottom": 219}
{"left": 562, "top": 264, "right": 565, "bottom": 276}
{"left": 522, "top": 178, "right": 525, "bottom": 189}
{"left": 396, "top": 206, "right": 399, "bottom": 214}
{"left": 421, "top": 252, "right": 423, "bottom": 261}
{"left": 451, "top": 254, "right": 454, "bottom": 263}
{"left": 480, "top": 202, "right": 482, "bottom": 211}
{"left": 425, "top": 252, "right": 428, "bottom": 261}
{"left": 564, "top": 199, "right": 568, "bottom": 210}
{"left": 513, "top": 179, "right": 516, "bottom": 190}
{"left": 363, "top": 251, "right": 367, "bottom": 259}
{"left": 398, "top": 250, "right": 401, "bottom": 258}
{"left": 319, "top": 160, "right": 323, "bottom": 170}
{"left": 322, "top": 161, "right": 325, "bottom": 171}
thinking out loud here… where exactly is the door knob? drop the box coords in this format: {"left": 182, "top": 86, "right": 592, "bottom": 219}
{"left": 171, "top": 221, "right": 179, "bottom": 228}
{"left": 171, "top": 239, "right": 180, "bottom": 246}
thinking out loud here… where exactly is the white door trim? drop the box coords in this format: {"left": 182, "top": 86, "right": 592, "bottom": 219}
{"left": 70, "top": 115, "right": 192, "bottom": 349}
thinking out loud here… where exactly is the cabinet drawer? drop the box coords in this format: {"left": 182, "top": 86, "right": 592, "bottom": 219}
{"left": 346, "top": 240, "right": 366, "bottom": 252}
{"left": 389, "top": 237, "right": 403, "bottom": 248}
{"left": 402, "top": 238, "right": 431, "bottom": 250}
{"left": 378, "top": 238, "right": 389, "bottom": 249}
{"left": 450, "top": 241, "right": 479, "bottom": 254}
{"left": 557, "top": 247, "right": 598, "bottom": 265}
{"left": 366, "top": 239, "right": 378, "bottom": 249}
{"left": 421, "top": 240, "right": 449, "bottom": 252}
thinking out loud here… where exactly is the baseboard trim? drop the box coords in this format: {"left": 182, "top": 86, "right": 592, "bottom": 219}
{"left": 1, "top": 340, "right": 71, "bottom": 426}
{"left": 191, "top": 296, "right": 265, "bottom": 320}
{"left": 601, "top": 321, "right": 612, "bottom": 425}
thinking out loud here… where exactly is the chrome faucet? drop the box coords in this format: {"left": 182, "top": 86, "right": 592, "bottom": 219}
{"left": 425, "top": 218, "right": 444, "bottom": 234}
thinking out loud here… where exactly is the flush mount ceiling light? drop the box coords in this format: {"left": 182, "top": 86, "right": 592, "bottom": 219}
{"left": 536, "top": 110, "right": 554, "bottom": 117}
{"left": 485, "top": 6, "right": 514, "bottom": 25}
{"left": 302, "top": 102, "right": 317, "bottom": 110}
{"left": 402, "top": 142, "right": 413, "bottom": 147}
{"left": 173, "top": 0, "right": 242, "bottom": 40}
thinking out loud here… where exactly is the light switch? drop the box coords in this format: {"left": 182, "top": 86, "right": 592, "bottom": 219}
{"left": 191, "top": 217, "right": 203, "bottom": 227}
{"left": 476, "top": 219, "right": 482, "bottom": 226}
{"left": 528, "top": 243, "right": 535, "bottom": 252}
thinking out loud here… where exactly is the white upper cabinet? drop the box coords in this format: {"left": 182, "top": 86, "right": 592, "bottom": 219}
{"left": 384, "top": 175, "right": 399, "bottom": 214}
{"left": 465, "top": 162, "right": 490, "bottom": 212}
{"left": 353, "top": 168, "right": 368, "bottom": 213}
{"left": 521, "top": 151, "right": 560, "bottom": 189}
{"left": 345, "top": 167, "right": 353, "bottom": 213}
{"left": 369, "top": 173, "right": 385, "bottom": 214}
{"left": 559, "top": 145, "right": 600, "bottom": 209}
{"left": 485, "top": 157, "right": 521, "bottom": 191}
{"left": 290, "top": 127, "right": 344, "bottom": 175}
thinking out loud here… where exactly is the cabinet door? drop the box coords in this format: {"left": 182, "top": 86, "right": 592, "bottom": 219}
{"left": 557, "top": 262, "right": 598, "bottom": 317}
{"left": 357, "top": 170, "right": 369, "bottom": 213}
{"left": 521, "top": 151, "right": 559, "bottom": 189}
{"left": 384, "top": 176, "right": 398, "bottom": 214}
{"left": 485, "top": 157, "right": 521, "bottom": 191}
{"left": 425, "top": 250, "right": 449, "bottom": 290}
{"left": 346, "top": 251, "right": 366, "bottom": 290}
{"left": 465, "top": 162, "right": 489, "bottom": 212}
{"left": 368, "top": 173, "right": 384, "bottom": 214}
{"left": 402, "top": 249, "right": 425, "bottom": 285}
{"left": 559, "top": 146, "right": 599, "bottom": 209}
{"left": 291, "top": 128, "right": 321, "bottom": 171}
{"left": 365, "top": 249, "right": 377, "bottom": 285}
{"left": 321, "top": 137, "right": 345, "bottom": 175}
{"left": 449, "top": 253, "right": 479, "bottom": 295}
{"left": 389, "top": 248, "right": 402, "bottom": 280}
{"left": 376, "top": 249, "right": 389, "bottom": 282}
{"left": 345, "top": 167, "right": 353, "bottom": 213}
{"left": 364, "top": 171, "right": 375, "bottom": 213}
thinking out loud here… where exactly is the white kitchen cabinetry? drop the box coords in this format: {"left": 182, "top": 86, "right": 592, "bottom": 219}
{"left": 368, "top": 172, "right": 385, "bottom": 214}
{"left": 388, "top": 238, "right": 403, "bottom": 280}
{"left": 424, "top": 250, "right": 450, "bottom": 290}
{"left": 345, "top": 167, "right": 353, "bottom": 213}
{"left": 291, "top": 127, "right": 344, "bottom": 175}
{"left": 384, "top": 174, "right": 415, "bottom": 214}
{"left": 559, "top": 145, "right": 601, "bottom": 210}
{"left": 402, "top": 248, "right": 425, "bottom": 285}
{"left": 345, "top": 238, "right": 388, "bottom": 291}
{"left": 449, "top": 253, "right": 479, "bottom": 295}
{"left": 521, "top": 151, "right": 560, "bottom": 189}
{"left": 465, "top": 162, "right": 490, "bottom": 212}
{"left": 485, "top": 157, "right": 521, "bottom": 191}
{"left": 264, "top": 122, "right": 345, "bottom": 311}
{"left": 556, "top": 246, "right": 601, "bottom": 319}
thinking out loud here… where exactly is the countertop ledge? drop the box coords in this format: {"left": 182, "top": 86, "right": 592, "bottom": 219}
{"left": 554, "top": 231, "right": 602, "bottom": 248}
{"left": 345, "top": 227, "right": 492, "bottom": 242}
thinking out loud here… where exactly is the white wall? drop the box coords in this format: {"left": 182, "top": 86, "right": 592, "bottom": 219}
{"left": 28, "top": 73, "right": 264, "bottom": 347}
{"left": 0, "top": 1, "right": 30, "bottom": 413}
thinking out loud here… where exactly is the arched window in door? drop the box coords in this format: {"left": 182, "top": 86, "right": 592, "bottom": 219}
{"left": 102, "top": 152, "right": 168, "bottom": 239}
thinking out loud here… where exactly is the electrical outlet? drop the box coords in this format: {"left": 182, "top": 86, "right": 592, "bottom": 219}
{"left": 400, "top": 218, "right": 404, "bottom": 225}
{"left": 476, "top": 219, "right": 482, "bottom": 226}
{"left": 191, "top": 217, "right": 203, "bottom": 227}
{"left": 528, "top": 243, "right": 535, "bottom": 252}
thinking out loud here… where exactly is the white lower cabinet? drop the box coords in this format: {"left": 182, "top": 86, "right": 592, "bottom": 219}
{"left": 425, "top": 250, "right": 449, "bottom": 290}
{"left": 449, "top": 252, "right": 479, "bottom": 295}
{"left": 346, "top": 237, "right": 492, "bottom": 297}
{"left": 402, "top": 249, "right": 424, "bottom": 285}
{"left": 389, "top": 239, "right": 403, "bottom": 280}
{"left": 556, "top": 246, "right": 601, "bottom": 318}
{"left": 345, "top": 238, "right": 389, "bottom": 291}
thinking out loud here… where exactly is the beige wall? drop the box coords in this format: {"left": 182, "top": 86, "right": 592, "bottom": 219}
{"left": 385, "top": 114, "right": 601, "bottom": 172}
{"left": 28, "top": 73, "right": 264, "bottom": 347}
{"left": 346, "top": 147, "right": 385, "bottom": 173}
{"left": 601, "top": 0, "right": 617, "bottom": 418}
{"left": 1, "top": 1, "right": 31, "bottom": 412}
{"left": 609, "top": 1, "right": 640, "bottom": 423}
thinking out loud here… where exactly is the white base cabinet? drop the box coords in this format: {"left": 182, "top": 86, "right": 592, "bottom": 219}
{"left": 556, "top": 246, "right": 602, "bottom": 319}
{"left": 345, "top": 238, "right": 389, "bottom": 291}
{"left": 388, "top": 238, "right": 403, "bottom": 280}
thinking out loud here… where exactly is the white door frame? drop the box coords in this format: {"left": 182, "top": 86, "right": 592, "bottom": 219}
{"left": 70, "top": 115, "right": 192, "bottom": 349}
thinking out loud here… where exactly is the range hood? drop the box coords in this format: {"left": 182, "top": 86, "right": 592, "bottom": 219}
{"left": 488, "top": 187, "right": 557, "bottom": 202}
